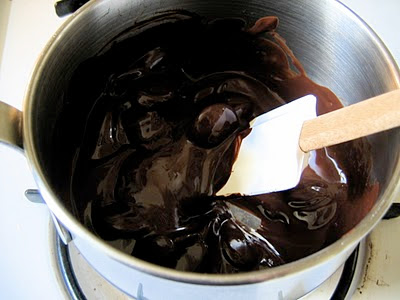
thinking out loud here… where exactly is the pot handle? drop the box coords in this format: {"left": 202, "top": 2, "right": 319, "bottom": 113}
{"left": 54, "top": 0, "right": 90, "bottom": 17}
{"left": 383, "top": 203, "right": 400, "bottom": 219}
{"left": 1, "top": 102, "right": 73, "bottom": 244}
{"left": 0, "top": 101, "right": 23, "bottom": 150}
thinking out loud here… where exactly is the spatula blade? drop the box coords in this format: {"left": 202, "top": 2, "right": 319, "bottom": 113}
{"left": 217, "top": 95, "right": 317, "bottom": 196}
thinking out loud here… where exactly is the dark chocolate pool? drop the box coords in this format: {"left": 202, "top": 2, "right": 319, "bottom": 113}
{"left": 64, "top": 12, "right": 378, "bottom": 273}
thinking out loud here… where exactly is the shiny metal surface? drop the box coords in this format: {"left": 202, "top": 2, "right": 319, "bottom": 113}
{"left": 54, "top": 228, "right": 85, "bottom": 300}
{"left": 4, "top": 0, "right": 399, "bottom": 298}
{"left": 50, "top": 211, "right": 73, "bottom": 245}
{"left": 24, "top": 189, "right": 46, "bottom": 204}
{"left": 24, "top": 189, "right": 73, "bottom": 244}
{"left": 0, "top": 101, "right": 22, "bottom": 149}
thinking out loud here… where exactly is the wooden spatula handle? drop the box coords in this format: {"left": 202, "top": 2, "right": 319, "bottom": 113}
{"left": 299, "top": 89, "right": 400, "bottom": 152}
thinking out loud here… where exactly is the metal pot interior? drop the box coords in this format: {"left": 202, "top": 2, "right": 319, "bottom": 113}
{"left": 26, "top": 0, "right": 400, "bottom": 280}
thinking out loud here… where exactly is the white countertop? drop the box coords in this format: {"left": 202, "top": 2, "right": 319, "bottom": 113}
{"left": 0, "top": 1, "right": 399, "bottom": 299}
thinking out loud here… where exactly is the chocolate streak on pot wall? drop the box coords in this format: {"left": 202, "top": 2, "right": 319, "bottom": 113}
{"left": 65, "top": 12, "right": 378, "bottom": 273}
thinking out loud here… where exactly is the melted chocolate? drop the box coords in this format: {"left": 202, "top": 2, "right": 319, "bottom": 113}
{"left": 67, "top": 12, "right": 377, "bottom": 273}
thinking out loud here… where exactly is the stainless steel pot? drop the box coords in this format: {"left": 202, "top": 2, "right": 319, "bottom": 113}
{"left": 1, "top": 0, "right": 399, "bottom": 299}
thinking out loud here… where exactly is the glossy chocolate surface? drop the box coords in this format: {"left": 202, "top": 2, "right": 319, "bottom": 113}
{"left": 67, "top": 12, "right": 377, "bottom": 273}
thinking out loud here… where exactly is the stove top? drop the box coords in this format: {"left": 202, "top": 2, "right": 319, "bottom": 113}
{"left": 0, "top": 1, "right": 399, "bottom": 299}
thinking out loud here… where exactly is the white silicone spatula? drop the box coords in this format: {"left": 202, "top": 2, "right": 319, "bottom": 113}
{"left": 217, "top": 89, "right": 400, "bottom": 196}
